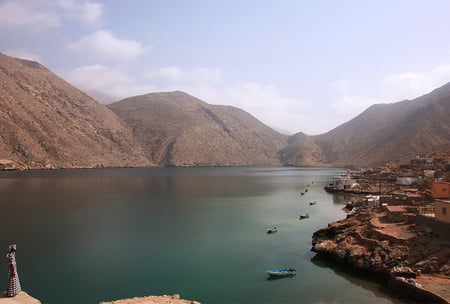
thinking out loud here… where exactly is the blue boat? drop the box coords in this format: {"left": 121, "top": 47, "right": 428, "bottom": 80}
{"left": 266, "top": 268, "right": 296, "bottom": 277}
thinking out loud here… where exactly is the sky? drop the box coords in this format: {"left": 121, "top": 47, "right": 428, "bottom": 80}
{"left": 2, "top": 1, "right": 450, "bottom": 135}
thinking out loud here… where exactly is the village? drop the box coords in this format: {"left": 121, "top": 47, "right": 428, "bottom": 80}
{"left": 317, "top": 152, "right": 450, "bottom": 303}
{"left": 325, "top": 153, "right": 450, "bottom": 237}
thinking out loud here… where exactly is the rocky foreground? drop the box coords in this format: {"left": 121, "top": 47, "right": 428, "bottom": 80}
{"left": 312, "top": 208, "right": 450, "bottom": 303}
{"left": 100, "top": 294, "right": 200, "bottom": 304}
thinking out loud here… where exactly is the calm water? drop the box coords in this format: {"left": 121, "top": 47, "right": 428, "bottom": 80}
{"left": 0, "top": 167, "right": 408, "bottom": 304}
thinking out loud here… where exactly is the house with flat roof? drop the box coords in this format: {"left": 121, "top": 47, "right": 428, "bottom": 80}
{"left": 435, "top": 199, "right": 450, "bottom": 224}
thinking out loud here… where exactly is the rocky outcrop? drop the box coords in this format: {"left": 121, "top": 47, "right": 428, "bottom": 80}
{"left": 313, "top": 212, "right": 403, "bottom": 276}
{"left": 312, "top": 209, "right": 450, "bottom": 302}
{"left": 100, "top": 294, "right": 200, "bottom": 304}
{"left": 312, "top": 209, "right": 450, "bottom": 276}
{"left": 0, "top": 291, "right": 41, "bottom": 304}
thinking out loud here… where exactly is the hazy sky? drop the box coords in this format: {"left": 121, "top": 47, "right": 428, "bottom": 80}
{"left": 2, "top": 0, "right": 450, "bottom": 135}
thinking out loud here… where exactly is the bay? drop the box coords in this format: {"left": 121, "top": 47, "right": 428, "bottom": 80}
{"left": 0, "top": 167, "right": 407, "bottom": 303}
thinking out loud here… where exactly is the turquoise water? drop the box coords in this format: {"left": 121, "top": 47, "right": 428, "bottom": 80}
{"left": 0, "top": 167, "right": 408, "bottom": 303}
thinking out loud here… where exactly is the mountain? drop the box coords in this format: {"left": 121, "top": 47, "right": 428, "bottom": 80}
{"left": 0, "top": 53, "right": 151, "bottom": 170}
{"left": 108, "top": 91, "right": 288, "bottom": 166}
{"left": 277, "top": 132, "right": 325, "bottom": 166}
{"left": 4, "top": 51, "right": 450, "bottom": 170}
{"left": 281, "top": 83, "right": 450, "bottom": 167}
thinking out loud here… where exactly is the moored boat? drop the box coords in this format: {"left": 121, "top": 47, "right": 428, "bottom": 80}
{"left": 266, "top": 268, "right": 296, "bottom": 277}
{"left": 266, "top": 227, "right": 278, "bottom": 234}
{"left": 299, "top": 213, "right": 309, "bottom": 220}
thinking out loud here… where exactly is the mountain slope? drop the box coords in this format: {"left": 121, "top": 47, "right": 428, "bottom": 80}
{"left": 307, "top": 83, "right": 450, "bottom": 166}
{"left": 0, "top": 53, "right": 151, "bottom": 169}
{"left": 277, "top": 132, "right": 326, "bottom": 166}
{"left": 108, "top": 91, "right": 288, "bottom": 166}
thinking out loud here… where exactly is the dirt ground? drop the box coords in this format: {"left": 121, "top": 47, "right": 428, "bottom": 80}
{"left": 371, "top": 213, "right": 450, "bottom": 303}
{"left": 415, "top": 274, "right": 450, "bottom": 303}
{"left": 371, "top": 212, "right": 417, "bottom": 240}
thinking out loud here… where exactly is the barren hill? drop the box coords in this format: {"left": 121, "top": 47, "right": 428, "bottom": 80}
{"left": 108, "top": 91, "right": 288, "bottom": 166}
{"left": 0, "top": 53, "right": 151, "bottom": 169}
{"left": 277, "top": 132, "right": 326, "bottom": 166}
{"left": 281, "top": 82, "right": 450, "bottom": 167}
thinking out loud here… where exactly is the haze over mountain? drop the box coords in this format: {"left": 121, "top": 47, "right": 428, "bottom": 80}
{"left": 108, "top": 91, "right": 288, "bottom": 166}
{"left": 0, "top": 53, "right": 151, "bottom": 169}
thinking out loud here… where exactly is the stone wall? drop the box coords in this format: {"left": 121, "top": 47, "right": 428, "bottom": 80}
{"left": 416, "top": 215, "right": 450, "bottom": 240}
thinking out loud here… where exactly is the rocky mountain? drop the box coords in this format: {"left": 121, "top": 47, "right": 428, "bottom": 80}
{"left": 4, "top": 50, "right": 450, "bottom": 170}
{"left": 108, "top": 91, "right": 288, "bottom": 166}
{"left": 0, "top": 53, "right": 151, "bottom": 170}
{"left": 277, "top": 132, "right": 325, "bottom": 166}
{"left": 281, "top": 83, "right": 450, "bottom": 167}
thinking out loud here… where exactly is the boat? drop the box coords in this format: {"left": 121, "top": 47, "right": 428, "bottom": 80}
{"left": 266, "top": 268, "right": 296, "bottom": 277}
{"left": 309, "top": 201, "right": 316, "bottom": 205}
{"left": 299, "top": 213, "right": 309, "bottom": 220}
{"left": 267, "top": 227, "right": 278, "bottom": 234}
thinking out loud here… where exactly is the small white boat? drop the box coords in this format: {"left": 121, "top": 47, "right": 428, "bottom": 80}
{"left": 266, "top": 268, "right": 296, "bottom": 277}
{"left": 266, "top": 227, "right": 278, "bottom": 234}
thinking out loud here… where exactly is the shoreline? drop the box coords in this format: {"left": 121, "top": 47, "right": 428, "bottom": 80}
{"left": 311, "top": 208, "right": 450, "bottom": 303}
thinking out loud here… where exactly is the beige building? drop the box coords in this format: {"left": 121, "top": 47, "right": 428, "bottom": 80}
{"left": 435, "top": 199, "right": 450, "bottom": 223}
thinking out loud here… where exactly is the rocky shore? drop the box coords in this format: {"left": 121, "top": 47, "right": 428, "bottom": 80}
{"left": 312, "top": 208, "right": 450, "bottom": 303}
{"left": 100, "top": 294, "right": 200, "bottom": 304}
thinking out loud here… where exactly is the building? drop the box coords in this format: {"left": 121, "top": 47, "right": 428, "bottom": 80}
{"left": 432, "top": 181, "right": 450, "bottom": 198}
{"left": 326, "top": 175, "right": 357, "bottom": 191}
{"left": 385, "top": 205, "right": 408, "bottom": 222}
{"left": 412, "top": 156, "right": 433, "bottom": 164}
{"left": 396, "top": 176, "right": 418, "bottom": 186}
{"left": 435, "top": 199, "right": 450, "bottom": 224}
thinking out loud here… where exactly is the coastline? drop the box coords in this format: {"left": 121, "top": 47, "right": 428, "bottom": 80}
{"left": 311, "top": 208, "right": 450, "bottom": 303}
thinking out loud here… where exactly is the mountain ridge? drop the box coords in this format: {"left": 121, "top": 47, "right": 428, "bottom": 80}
{"left": 108, "top": 91, "right": 288, "bottom": 166}
{"left": 280, "top": 82, "right": 450, "bottom": 167}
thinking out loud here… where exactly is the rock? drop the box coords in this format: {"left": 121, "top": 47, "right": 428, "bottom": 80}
{"left": 99, "top": 294, "right": 201, "bottom": 304}
{"left": 312, "top": 208, "right": 450, "bottom": 302}
{"left": 0, "top": 291, "right": 41, "bottom": 304}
